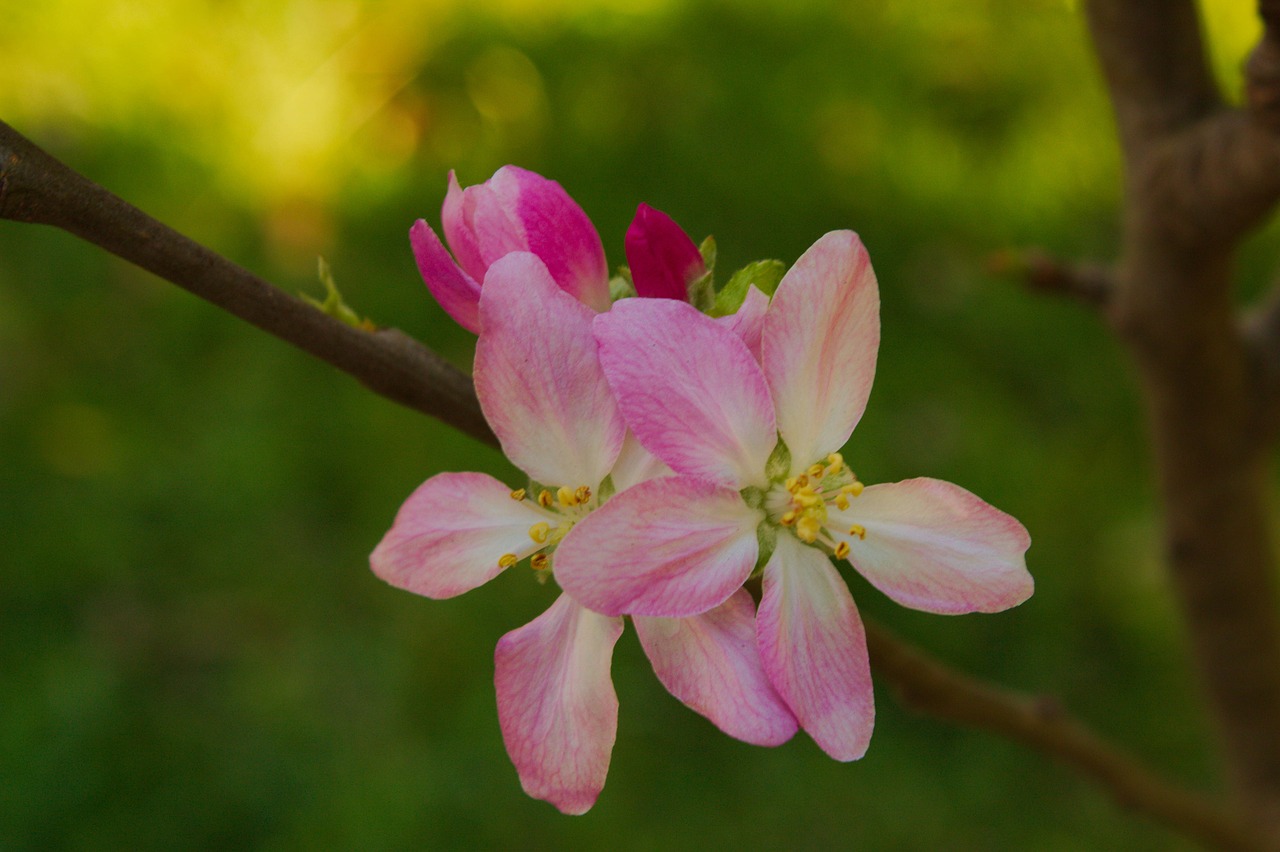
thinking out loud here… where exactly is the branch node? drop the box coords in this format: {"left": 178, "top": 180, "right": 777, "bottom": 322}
{"left": 987, "top": 248, "right": 1114, "bottom": 309}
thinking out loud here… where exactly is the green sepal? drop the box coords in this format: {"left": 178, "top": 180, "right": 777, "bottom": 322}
{"left": 753, "top": 521, "right": 778, "bottom": 575}
{"left": 765, "top": 438, "right": 791, "bottom": 481}
{"left": 596, "top": 474, "right": 617, "bottom": 503}
{"left": 710, "top": 259, "right": 785, "bottom": 317}
{"left": 609, "top": 267, "right": 636, "bottom": 302}
{"left": 303, "top": 257, "right": 375, "bottom": 330}
{"left": 698, "top": 234, "right": 717, "bottom": 278}
{"left": 685, "top": 235, "right": 717, "bottom": 312}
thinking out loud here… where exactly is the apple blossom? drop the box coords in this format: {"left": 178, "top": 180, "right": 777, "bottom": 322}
{"left": 371, "top": 251, "right": 795, "bottom": 814}
{"left": 555, "top": 230, "right": 1033, "bottom": 761}
{"left": 409, "top": 166, "right": 611, "bottom": 332}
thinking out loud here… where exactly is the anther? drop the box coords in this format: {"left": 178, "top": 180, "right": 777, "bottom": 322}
{"left": 574, "top": 485, "right": 592, "bottom": 504}
{"left": 796, "top": 516, "right": 821, "bottom": 543}
{"left": 834, "top": 541, "right": 850, "bottom": 559}
{"left": 842, "top": 482, "right": 864, "bottom": 497}
{"left": 529, "top": 522, "right": 551, "bottom": 544}
{"left": 557, "top": 485, "right": 576, "bottom": 506}
{"left": 806, "top": 462, "right": 826, "bottom": 478}
{"left": 498, "top": 553, "right": 519, "bottom": 569}
{"left": 780, "top": 510, "right": 797, "bottom": 526}
{"left": 847, "top": 524, "right": 866, "bottom": 540}
{"left": 509, "top": 488, "right": 526, "bottom": 501}
{"left": 538, "top": 490, "right": 553, "bottom": 508}
{"left": 835, "top": 494, "right": 849, "bottom": 510}
{"left": 531, "top": 553, "right": 549, "bottom": 571}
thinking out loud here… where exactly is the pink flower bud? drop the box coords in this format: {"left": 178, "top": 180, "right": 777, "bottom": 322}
{"left": 625, "top": 203, "right": 706, "bottom": 301}
{"left": 411, "top": 166, "right": 611, "bottom": 332}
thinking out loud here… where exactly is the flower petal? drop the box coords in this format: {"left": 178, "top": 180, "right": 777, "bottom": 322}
{"left": 762, "top": 231, "right": 880, "bottom": 471}
{"left": 608, "top": 430, "right": 672, "bottom": 492}
{"left": 634, "top": 589, "right": 797, "bottom": 746}
{"left": 830, "top": 478, "right": 1033, "bottom": 614}
{"left": 625, "top": 203, "right": 703, "bottom": 301}
{"left": 370, "top": 472, "right": 551, "bottom": 598}
{"left": 484, "top": 166, "right": 611, "bottom": 312}
{"left": 495, "top": 594, "right": 624, "bottom": 815}
{"left": 757, "top": 534, "right": 874, "bottom": 761}
{"left": 595, "top": 298, "right": 777, "bottom": 488}
{"left": 409, "top": 219, "right": 482, "bottom": 333}
{"left": 476, "top": 252, "right": 626, "bottom": 490}
{"left": 714, "top": 284, "right": 769, "bottom": 363}
{"left": 440, "top": 170, "right": 493, "bottom": 285}
{"left": 554, "top": 476, "right": 762, "bottom": 618}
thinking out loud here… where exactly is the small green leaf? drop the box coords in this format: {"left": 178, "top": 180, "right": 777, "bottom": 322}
{"left": 710, "top": 259, "right": 785, "bottom": 317}
{"left": 302, "top": 257, "right": 374, "bottom": 330}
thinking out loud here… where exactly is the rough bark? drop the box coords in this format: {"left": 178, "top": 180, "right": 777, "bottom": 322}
{"left": 1084, "top": 0, "right": 1280, "bottom": 835}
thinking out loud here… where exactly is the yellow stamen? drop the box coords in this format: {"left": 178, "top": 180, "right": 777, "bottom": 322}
{"left": 574, "top": 485, "right": 592, "bottom": 505}
{"left": 538, "top": 489, "right": 553, "bottom": 508}
{"left": 780, "top": 510, "right": 797, "bottom": 526}
{"left": 528, "top": 522, "right": 551, "bottom": 544}
{"left": 796, "top": 516, "right": 821, "bottom": 543}
{"left": 509, "top": 488, "right": 526, "bottom": 501}
{"left": 847, "top": 524, "right": 866, "bottom": 540}
{"left": 557, "top": 485, "right": 576, "bottom": 506}
{"left": 834, "top": 541, "right": 850, "bottom": 559}
{"left": 498, "top": 553, "right": 519, "bottom": 569}
{"left": 835, "top": 494, "right": 850, "bottom": 511}
{"left": 531, "top": 553, "right": 549, "bottom": 571}
{"left": 795, "top": 490, "right": 823, "bottom": 509}
{"left": 842, "top": 482, "right": 864, "bottom": 497}
{"left": 827, "top": 452, "right": 843, "bottom": 468}
{"left": 806, "top": 462, "right": 826, "bottom": 478}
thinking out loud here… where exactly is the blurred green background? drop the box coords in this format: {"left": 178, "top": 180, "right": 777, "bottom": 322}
{"left": 1, "top": 0, "right": 1273, "bottom": 848}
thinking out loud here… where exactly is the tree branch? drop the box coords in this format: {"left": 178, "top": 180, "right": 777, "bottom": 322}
{"left": 865, "top": 622, "right": 1271, "bottom": 851}
{"left": 1083, "top": 1, "right": 1280, "bottom": 834}
{"left": 988, "top": 248, "right": 1114, "bottom": 310}
{"left": 0, "top": 120, "right": 496, "bottom": 447}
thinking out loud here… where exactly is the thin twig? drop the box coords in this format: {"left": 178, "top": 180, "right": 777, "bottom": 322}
{"left": 987, "top": 248, "right": 1114, "bottom": 309}
{"left": 0, "top": 120, "right": 496, "bottom": 446}
{"left": 866, "top": 622, "right": 1272, "bottom": 851}
{"left": 0, "top": 118, "right": 1263, "bottom": 848}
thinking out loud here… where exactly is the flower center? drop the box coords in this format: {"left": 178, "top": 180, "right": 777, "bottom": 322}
{"left": 765, "top": 452, "right": 864, "bottom": 555}
{"left": 497, "top": 484, "right": 595, "bottom": 581}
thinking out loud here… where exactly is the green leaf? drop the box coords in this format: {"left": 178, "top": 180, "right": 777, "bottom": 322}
{"left": 710, "top": 259, "right": 785, "bottom": 317}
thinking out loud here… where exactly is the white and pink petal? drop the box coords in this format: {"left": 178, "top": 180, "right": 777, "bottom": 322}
{"left": 715, "top": 284, "right": 769, "bottom": 363}
{"left": 757, "top": 534, "right": 874, "bottom": 761}
{"left": 830, "top": 478, "right": 1033, "bottom": 615}
{"left": 370, "top": 472, "right": 551, "bottom": 599}
{"left": 553, "top": 476, "right": 762, "bottom": 618}
{"left": 476, "top": 252, "right": 626, "bottom": 491}
{"left": 595, "top": 299, "right": 777, "bottom": 488}
{"left": 634, "top": 589, "right": 797, "bottom": 746}
{"left": 762, "top": 231, "right": 880, "bottom": 472}
{"left": 409, "top": 219, "right": 482, "bottom": 333}
{"left": 484, "top": 166, "right": 611, "bottom": 312}
{"left": 494, "top": 594, "right": 624, "bottom": 815}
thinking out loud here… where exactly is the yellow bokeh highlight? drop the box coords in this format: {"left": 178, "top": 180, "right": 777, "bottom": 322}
{"left": 0, "top": 0, "right": 670, "bottom": 211}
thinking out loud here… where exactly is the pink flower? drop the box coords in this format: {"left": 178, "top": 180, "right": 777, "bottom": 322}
{"left": 555, "top": 230, "right": 1033, "bottom": 761}
{"left": 625, "top": 203, "right": 706, "bottom": 301}
{"left": 371, "top": 251, "right": 795, "bottom": 814}
{"left": 409, "top": 166, "right": 611, "bottom": 332}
